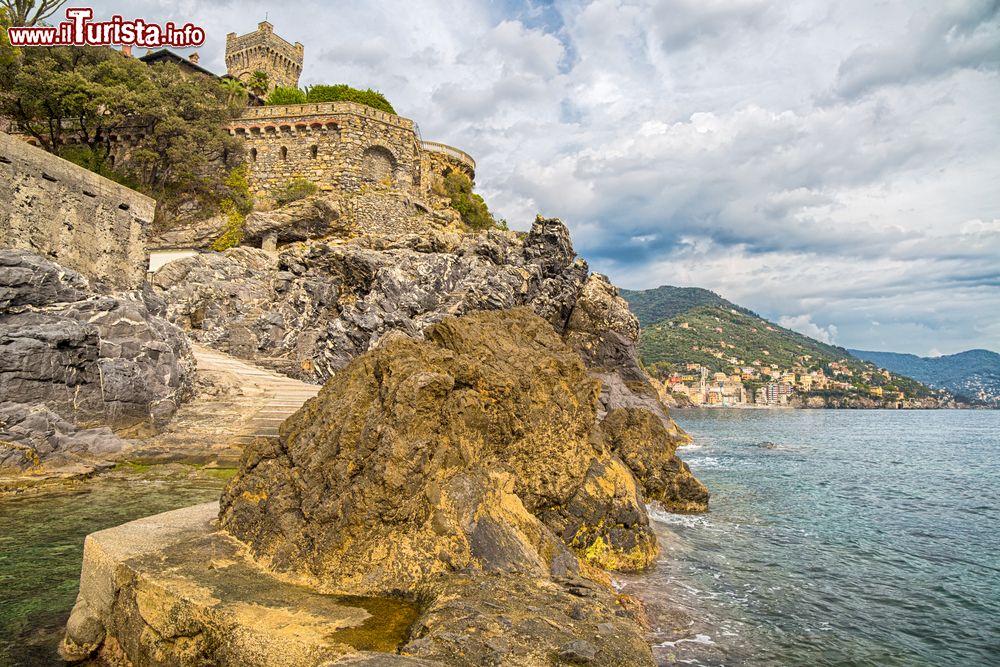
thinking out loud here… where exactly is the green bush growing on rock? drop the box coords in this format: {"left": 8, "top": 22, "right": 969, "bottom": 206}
{"left": 212, "top": 166, "right": 253, "bottom": 251}
{"left": 304, "top": 84, "right": 396, "bottom": 114}
{"left": 443, "top": 171, "right": 497, "bottom": 231}
{"left": 273, "top": 177, "right": 319, "bottom": 206}
{"left": 265, "top": 86, "right": 307, "bottom": 105}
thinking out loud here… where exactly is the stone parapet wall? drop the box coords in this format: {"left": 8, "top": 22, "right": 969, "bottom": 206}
{"left": 0, "top": 132, "right": 154, "bottom": 290}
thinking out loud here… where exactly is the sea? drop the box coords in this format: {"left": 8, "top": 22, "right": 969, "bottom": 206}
{"left": 619, "top": 408, "right": 1000, "bottom": 666}
{"left": 1, "top": 410, "right": 998, "bottom": 666}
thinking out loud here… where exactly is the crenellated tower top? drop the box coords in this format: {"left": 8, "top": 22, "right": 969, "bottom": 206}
{"left": 225, "top": 21, "right": 304, "bottom": 92}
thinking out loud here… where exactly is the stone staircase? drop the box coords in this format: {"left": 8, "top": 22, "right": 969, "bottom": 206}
{"left": 190, "top": 344, "right": 320, "bottom": 444}
{"left": 130, "top": 344, "right": 321, "bottom": 466}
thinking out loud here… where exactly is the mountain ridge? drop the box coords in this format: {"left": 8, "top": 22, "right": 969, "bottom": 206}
{"left": 849, "top": 348, "right": 1000, "bottom": 406}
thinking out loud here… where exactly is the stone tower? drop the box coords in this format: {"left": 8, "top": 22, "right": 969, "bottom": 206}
{"left": 225, "top": 21, "right": 303, "bottom": 92}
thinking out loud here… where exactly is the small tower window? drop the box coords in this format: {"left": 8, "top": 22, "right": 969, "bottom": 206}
{"left": 249, "top": 147, "right": 257, "bottom": 162}
{"left": 310, "top": 145, "right": 318, "bottom": 159}
{"left": 280, "top": 146, "right": 287, "bottom": 160}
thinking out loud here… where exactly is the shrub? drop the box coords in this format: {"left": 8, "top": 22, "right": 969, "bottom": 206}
{"left": 265, "top": 86, "right": 306, "bottom": 105}
{"left": 443, "top": 171, "right": 497, "bottom": 231}
{"left": 211, "top": 166, "right": 254, "bottom": 251}
{"left": 273, "top": 177, "right": 318, "bottom": 206}
{"left": 305, "top": 84, "right": 396, "bottom": 114}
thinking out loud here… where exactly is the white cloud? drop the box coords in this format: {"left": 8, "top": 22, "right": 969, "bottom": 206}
{"left": 87, "top": 0, "right": 1000, "bottom": 355}
{"left": 778, "top": 315, "right": 839, "bottom": 345}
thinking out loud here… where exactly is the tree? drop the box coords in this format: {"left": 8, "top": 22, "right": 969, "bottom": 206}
{"left": 305, "top": 83, "right": 395, "bottom": 114}
{"left": 0, "top": 9, "right": 18, "bottom": 66}
{"left": 221, "top": 77, "right": 248, "bottom": 108}
{"left": 1, "top": 0, "right": 67, "bottom": 26}
{"left": 0, "top": 46, "right": 244, "bottom": 223}
{"left": 265, "top": 85, "right": 305, "bottom": 105}
{"left": 246, "top": 70, "right": 269, "bottom": 98}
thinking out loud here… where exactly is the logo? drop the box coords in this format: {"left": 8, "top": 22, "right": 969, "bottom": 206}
{"left": 7, "top": 7, "right": 206, "bottom": 48}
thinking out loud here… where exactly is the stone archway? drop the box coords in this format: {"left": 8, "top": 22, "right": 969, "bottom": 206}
{"left": 361, "top": 145, "right": 397, "bottom": 186}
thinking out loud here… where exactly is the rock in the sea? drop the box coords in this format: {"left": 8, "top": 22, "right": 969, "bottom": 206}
{"left": 218, "top": 309, "right": 660, "bottom": 664}
{"left": 221, "top": 309, "right": 659, "bottom": 587}
{"left": 0, "top": 250, "right": 194, "bottom": 475}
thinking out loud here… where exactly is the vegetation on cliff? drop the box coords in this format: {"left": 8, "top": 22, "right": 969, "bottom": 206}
{"left": 0, "top": 45, "right": 244, "bottom": 222}
{"left": 442, "top": 170, "right": 500, "bottom": 230}
{"left": 263, "top": 82, "right": 397, "bottom": 114}
{"left": 210, "top": 166, "right": 254, "bottom": 251}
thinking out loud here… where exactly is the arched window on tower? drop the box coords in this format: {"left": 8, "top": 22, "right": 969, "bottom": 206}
{"left": 250, "top": 147, "right": 257, "bottom": 162}
{"left": 310, "top": 145, "right": 318, "bottom": 159}
{"left": 280, "top": 146, "right": 287, "bottom": 160}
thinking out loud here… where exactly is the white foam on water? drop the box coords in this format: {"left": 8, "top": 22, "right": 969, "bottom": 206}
{"left": 648, "top": 506, "right": 715, "bottom": 529}
{"left": 658, "top": 634, "right": 716, "bottom": 648}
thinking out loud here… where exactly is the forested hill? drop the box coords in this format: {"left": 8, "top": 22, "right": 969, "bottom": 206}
{"left": 619, "top": 286, "right": 938, "bottom": 400}
{"left": 619, "top": 286, "right": 755, "bottom": 326}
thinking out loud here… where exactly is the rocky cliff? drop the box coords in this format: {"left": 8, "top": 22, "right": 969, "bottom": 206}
{"left": 0, "top": 250, "right": 194, "bottom": 477}
{"left": 219, "top": 309, "right": 678, "bottom": 665}
{"left": 153, "top": 215, "right": 706, "bottom": 512}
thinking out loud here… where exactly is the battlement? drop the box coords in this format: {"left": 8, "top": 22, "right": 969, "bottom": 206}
{"left": 225, "top": 21, "right": 303, "bottom": 92}
{"left": 234, "top": 101, "right": 415, "bottom": 132}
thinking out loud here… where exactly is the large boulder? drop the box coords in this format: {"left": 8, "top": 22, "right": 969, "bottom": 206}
{"left": 220, "top": 309, "right": 658, "bottom": 590}
{"left": 243, "top": 194, "right": 347, "bottom": 246}
{"left": 0, "top": 250, "right": 194, "bottom": 475}
{"left": 219, "top": 309, "right": 662, "bottom": 664}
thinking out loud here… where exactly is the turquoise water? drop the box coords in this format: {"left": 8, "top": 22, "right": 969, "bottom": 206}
{"left": 0, "top": 469, "right": 228, "bottom": 666}
{"left": 624, "top": 409, "right": 1000, "bottom": 666}
{"left": 2, "top": 412, "right": 998, "bottom": 666}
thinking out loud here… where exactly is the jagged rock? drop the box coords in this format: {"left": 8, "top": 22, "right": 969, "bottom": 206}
{"left": 564, "top": 272, "right": 709, "bottom": 512}
{"left": 243, "top": 194, "right": 348, "bottom": 246}
{"left": 0, "top": 250, "right": 194, "bottom": 475}
{"left": 147, "top": 213, "right": 227, "bottom": 250}
{"left": 221, "top": 309, "right": 658, "bottom": 588}
{"left": 217, "top": 309, "right": 659, "bottom": 665}
{"left": 0, "top": 403, "right": 126, "bottom": 476}
{"left": 153, "top": 216, "right": 707, "bottom": 513}
{"left": 152, "top": 216, "right": 587, "bottom": 381}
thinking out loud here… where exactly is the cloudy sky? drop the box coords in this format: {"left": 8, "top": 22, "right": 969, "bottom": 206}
{"left": 96, "top": 0, "right": 1000, "bottom": 355}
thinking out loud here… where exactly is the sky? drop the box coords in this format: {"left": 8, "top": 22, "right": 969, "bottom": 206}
{"left": 92, "top": 0, "right": 1000, "bottom": 355}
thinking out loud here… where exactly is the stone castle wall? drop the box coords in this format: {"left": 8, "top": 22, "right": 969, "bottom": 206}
{"left": 0, "top": 132, "right": 154, "bottom": 290}
{"left": 225, "top": 21, "right": 303, "bottom": 91}
{"left": 230, "top": 102, "right": 476, "bottom": 204}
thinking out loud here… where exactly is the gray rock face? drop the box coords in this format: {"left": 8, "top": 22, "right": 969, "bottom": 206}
{"left": 0, "top": 250, "right": 195, "bottom": 474}
{"left": 152, "top": 217, "right": 589, "bottom": 382}
{"left": 243, "top": 194, "right": 345, "bottom": 246}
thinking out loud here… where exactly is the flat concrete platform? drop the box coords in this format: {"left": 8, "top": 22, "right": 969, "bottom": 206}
{"left": 62, "top": 503, "right": 434, "bottom": 666}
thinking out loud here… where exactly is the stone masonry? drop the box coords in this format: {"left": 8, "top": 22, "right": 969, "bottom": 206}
{"left": 230, "top": 102, "right": 477, "bottom": 204}
{"left": 225, "top": 21, "right": 303, "bottom": 92}
{"left": 0, "top": 131, "right": 154, "bottom": 290}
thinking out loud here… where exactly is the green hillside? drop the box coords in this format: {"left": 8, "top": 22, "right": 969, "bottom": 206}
{"left": 621, "top": 286, "right": 935, "bottom": 400}
{"left": 619, "top": 286, "right": 754, "bottom": 326}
